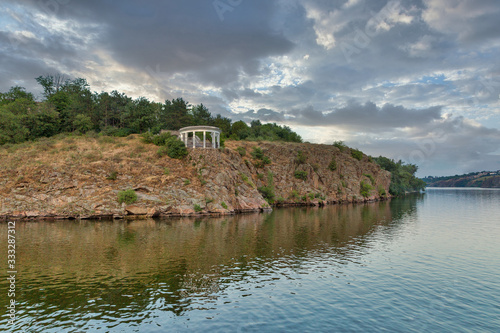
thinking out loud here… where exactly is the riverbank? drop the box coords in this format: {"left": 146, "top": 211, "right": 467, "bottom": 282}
{"left": 0, "top": 134, "right": 391, "bottom": 220}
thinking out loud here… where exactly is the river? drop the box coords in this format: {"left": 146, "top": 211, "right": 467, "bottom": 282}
{"left": 1, "top": 188, "right": 499, "bottom": 332}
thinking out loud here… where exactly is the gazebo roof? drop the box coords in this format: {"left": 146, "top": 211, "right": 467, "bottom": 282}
{"left": 179, "top": 126, "right": 221, "bottom": 132}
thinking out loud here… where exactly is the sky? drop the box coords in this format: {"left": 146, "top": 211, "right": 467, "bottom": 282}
{"left": 1, "top": 0, "right": 499, "bottom": 176}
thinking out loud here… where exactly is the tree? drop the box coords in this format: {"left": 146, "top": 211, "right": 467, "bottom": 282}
{"left": 73, "top": 114, "right": 93, "bottom": 133}
{"left": 35, "top": 74, "right": 65, "bottom": 99}
{"left": 191, "top": 103, "right": 212, "bottom": 125}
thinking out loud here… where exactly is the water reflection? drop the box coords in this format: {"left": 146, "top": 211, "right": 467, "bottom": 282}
{"left": 1, "top": 196, "right": 424, "bottom": 331}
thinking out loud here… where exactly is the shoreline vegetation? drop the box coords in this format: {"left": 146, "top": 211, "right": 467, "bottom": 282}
{"left": 0, "top": 77, "right": 425, "bottom": 220}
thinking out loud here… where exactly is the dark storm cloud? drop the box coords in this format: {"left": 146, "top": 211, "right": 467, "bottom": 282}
{"left": 10, "top": 0, "right": 294, "bottom": 84}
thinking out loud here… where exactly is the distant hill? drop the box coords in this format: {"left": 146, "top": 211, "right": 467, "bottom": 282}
{"left": 422, "top": 170, "right": 500, "bottom": 188}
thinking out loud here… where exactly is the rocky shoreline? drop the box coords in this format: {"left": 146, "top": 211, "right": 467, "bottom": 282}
{"left": 0, "top": 136, "right": 391, "bottom": 221}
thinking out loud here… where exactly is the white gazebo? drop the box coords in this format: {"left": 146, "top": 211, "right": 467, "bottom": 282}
{"left": 178, "top": 126, "right": 221, "bottom": 149}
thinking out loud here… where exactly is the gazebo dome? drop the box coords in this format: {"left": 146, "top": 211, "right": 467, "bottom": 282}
{"left": 178, "top": 126, "right": 221, "bottom": 149}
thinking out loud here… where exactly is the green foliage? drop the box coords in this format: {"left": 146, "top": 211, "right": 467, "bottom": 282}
{"left": 251, "top": 147, "right": 264, "bottom": 159}
{"left": 295, "top": 150, "right": 307, "bottom": 164}
{"left": 236, "top": 146, "right": 246, "bottom": 156}
{"left": 106, "top": 171, "right": 118, "bottom": 180}
{"left": 183, "top": 179, "right": 191, "bottom": 186}
{"left": 258, "top": 171, "right": 275, "bottom": 203}
{"left": 258, "top": 185, "right": 275, "bottom": 203}
{"left": 289, "top": 190, "right": 299, "bottom": 200}
{"left": 294, "top": 170, "right": 308, "bottom": 181}
{"left": 73, "top": 114, "right": 93, "bottom": 134}
{"left": 328, "top": 156, "right": 337, "bottom": 171}
{"left": 251, "top": 147, "right": 271, "bottom": 167}
{"left": 163, "top": 168, "right": 170, "bottom": 175}
{"left": 1, "top": 78, "right": 304, "bottom": 146}
{"left": 194, "top": 204, "right": 202, "bottom": 212}
{"left": 341, "top": 180, "right": 347, "bottom": 188}
{"left": 351, "top": 149, "right": 364, "bottom": 161}
{"left": 374, "top": 156, "right": 426, "bottom": 196}
{"left": 360, "top": 181, "right": 373, "bottom": 198}
{"left": 378, "top": 186, "right": 387, "bottom": 197}
{"left": 333, "top": 140, "right": 348, "bottom": 152}
{"left": 156, "top": 146, "right": 168, "bottom": 158}
{"left": 364, "top": 173, "right": 375, "bottom": 185}
{"left": 221, "top": 202, "right": 228, "bottom": 209}
{"left": 166, "top": 139, "right": 188, "bottom": 159}
{"left": 117, "top": 189, "right": 137, "bottom": 204}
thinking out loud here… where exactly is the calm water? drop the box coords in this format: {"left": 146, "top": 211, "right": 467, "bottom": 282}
{"left": 1, "top": 188, "right": 499, "bottom": 332}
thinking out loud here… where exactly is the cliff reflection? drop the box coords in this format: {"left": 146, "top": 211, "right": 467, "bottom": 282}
{"left": 3, "top": 196, "right": 422, "bottom": 325}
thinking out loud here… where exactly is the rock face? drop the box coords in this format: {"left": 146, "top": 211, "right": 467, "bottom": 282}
{"left": 0, "top": 136, "right": 391, "bottom": 220}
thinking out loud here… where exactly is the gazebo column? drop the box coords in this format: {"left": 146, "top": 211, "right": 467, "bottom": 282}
{"left": 203, "top": 131, "right": 206, "bottom": 148}
{"left": 212, "top": 132, "right": 215, "bottom": 148}
{"left": 217, "top": 133, "right": 220, "bottom": 148}
{"left": 192, "top": 131, "right": 196, "bottom": 148}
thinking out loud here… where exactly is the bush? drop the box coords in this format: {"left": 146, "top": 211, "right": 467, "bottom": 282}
{"left": 360, "top": 180, "right": 373, "bottom": 198}
{"left": 333, "top": 140, "right": 348, "bottom": 152}
{"left": 156, "top": 146, "right": 168, "bottom": 157}
{"left": 295, "top": 150, "right": 307, "bottom": 164}
{"left": 106, "top": 171, "right": 118, "bottom": 180}
{"left": 351, "top": 149, "right": 363, "bottom": 161}
{"left": 378, "top": 186, "right": 387, "bottom": 197}
{"left": 166, "top": 139, "right": 188, "bottom": 159}
{"left": 236, "top": 147, "right": 246, "bottom": 157}
{"left": 262, "top": 155, "right": 271, "bottom": 165}
{"left": 364, "top": 173, "right": 375, "bottom": 185}
{"left": 221, "top": 202, "right": 228, "bottom": 209}
{"left": 184, "top": 179, "right": 191, "bottom": 186}
{"left": 117, "top": 189, "right": 137, "bottom": 204}
{"left": 258, "top": 185, "right": 275, "bottom": 203}
{"left": 328, "top": 156, "right": 337, "bottom": 171}
{"left": 294, "top": 170, "right": 308, "bottom": 181}
{"left": 194, "top": 204, "right": 202, "bottom": 212}
{"left": 251, "top": 147, "right": 264, "bottom": 159}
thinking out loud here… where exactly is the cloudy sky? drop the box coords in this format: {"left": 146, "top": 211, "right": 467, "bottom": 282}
{"left": 1, "top": 0, "right": 499, "bottom": 176}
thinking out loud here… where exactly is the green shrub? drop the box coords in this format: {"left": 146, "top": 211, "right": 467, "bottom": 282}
{"left": 194, "top": 204, "right": 202, "bottom": 212}
{"left": 294, "top": 170, "right": 308, "bottom": 181}
{"left": 333, "top": 140, "right": 348, "bottom": 152}
{"left": 328, "top": 157, "right": 337, "bottom": 171}
{"left": 360, "top": 180, "right": 373, "bottom": 198}
{"left": 258, "top": 185, "right": 275, "bottom": 203}
{"left": 295, "top": 150, "right": 307, "bottom": 164}
{"left": 378, "top": 186, "right": 387, "bottom": 197}
{"left": 156, "top": 146, "right": 168, "bottom": 157}
{"left": 251, "top": 147, "right": 264, "bottom": 159}
{"left": 289, "top": 190, "right": 299, "bottom": 200}
{"left": 221, "top": 202, "right": 228, "bottom": 209}
{"left": 257, "top": 173, "right": 264, "bottom": 180}
{"left": 106, "top": 171, "right": 118, "bottom": 180}
{"left": 364, "top": 173, "right": 375, "bottom": 185}
{"left": 163, "top": 168, "right": 170, "bottom": 175}
{"left": 166, "top": 139, "right": 188, "bottom": 159}
{"left": 342, "top": 180, "right": 347, "bottom": 188}
{"left": 152, "top": 132, "right": 173, "bottom": 146}
{"left": 183, "top": 179, "right": 191, "bottom": 186}
{"left": 236, "top": 147, "right": 246, "bottom": 157}
{"left": 308, "top": 193, "right": 315, "bottom": 200}
{"left": 262, "top": 155, "right": 271, "bottom": 165}
{"left": 351, "top": 149, "right": 363, "bottom": 161}
{"left": 141, "top": 131, "right": 155, "bottom": 144}
{"left": 117, "top": 189, "right": 137, "bottom": 204}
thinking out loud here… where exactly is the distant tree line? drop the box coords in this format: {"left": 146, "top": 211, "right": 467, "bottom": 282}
{"left": 0, "top": 75, "right": 302, "bottom": 145}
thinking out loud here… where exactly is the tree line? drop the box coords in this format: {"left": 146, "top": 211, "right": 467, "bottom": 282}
{"left": 0, "top": 75, "right": 302, "bottom": 145}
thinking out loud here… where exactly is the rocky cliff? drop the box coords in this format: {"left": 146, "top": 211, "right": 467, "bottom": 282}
{"left": 0, "top": 135, "right": 391, "bottom": 220}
